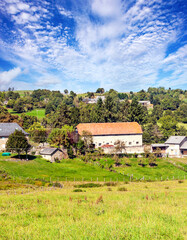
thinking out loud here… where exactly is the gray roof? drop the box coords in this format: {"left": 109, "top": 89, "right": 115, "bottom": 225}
{"left": 0, "top": 123, "right": 28, "bottom": 137}
{"left": 40, "top": 148, "right": 61, "bottom": 155}
{"left": 180, "top": 141, "right": 187, "bottom": 150}
{"left": 165, "top": 136, "right": 186, "bottom": 145}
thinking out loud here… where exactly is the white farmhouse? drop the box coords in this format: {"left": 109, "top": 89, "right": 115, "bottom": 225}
{"left": 151, "top": 136, "right": 187, "bottom": 158}
{"left": 77, "top": 122, "right": 143, "bottom": 153}
{"left": 0, "top": 123, "right": 29, "bottom": 151}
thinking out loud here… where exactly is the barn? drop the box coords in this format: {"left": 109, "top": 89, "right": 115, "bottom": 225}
{"left": 76, "top": 122, "right": 143, "bottom": 153}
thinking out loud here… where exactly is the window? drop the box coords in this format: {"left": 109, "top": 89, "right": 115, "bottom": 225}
{"left": 136, "top": 141, "right": 139, "bottom": 144}
{"left": 129, "top": 142, "right": 132, "bottom": 145}
{"left": 106, "top": 143, "right": 109, "bottom": 144}
{"left": 99, "top": 143, "right": 101, "bottom": 146}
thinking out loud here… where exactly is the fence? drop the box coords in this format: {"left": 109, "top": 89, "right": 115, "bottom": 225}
{"left": 12, "top": 174, "right": 186, "bottom": 183}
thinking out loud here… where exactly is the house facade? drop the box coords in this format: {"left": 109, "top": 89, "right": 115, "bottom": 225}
{"left": 151, "top": 136, "right": 187, "bottom": 158}
{"left": 138, "top": 101, "right": 153, "bottom": 109}
{"left": 0, "top": 123, "right": 29, "bottom": 151}
{"left": 40, "top": 148, "right": 64, "bottom": 162}
{"left": 77, "top": 122, "right": 144, "bottom": 154}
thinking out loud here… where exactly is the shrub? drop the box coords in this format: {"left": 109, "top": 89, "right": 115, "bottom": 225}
{"left": 54, "top": 157, "right": 61, "bottom": 163}
{"left": 108, "top": 188, "right": 112, "bottom": 191}
{"left": 73, "top": 189, "right": 84, "bottom": 192}
{"left": 104, "top": 182, "right": 117, "bottom": 186}
{"left": 53, "top": 182, "right": 63, "bottom": 188}
{"left": 34, "top": 181, "right": 43, "bottom": 187}
{"left": 74, "top": 183, "right": 102, "bottom": 188}
{"left": 118, "top": 187, "right": 128, "bottom": 191}
{"left": 178, "top": 180, "right": 184, "bottom": 183}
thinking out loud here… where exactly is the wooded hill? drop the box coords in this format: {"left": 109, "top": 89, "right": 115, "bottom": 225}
{"left": 0, "top": 87, "right": 186, "bottom": 144}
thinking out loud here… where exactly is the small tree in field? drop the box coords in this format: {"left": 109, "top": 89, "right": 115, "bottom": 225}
{"left": 114, "top": 140, "right": 126, "bottom": 154}
{"left": 6, "top": 130, "right": 31, "bottom": 158}
{"left": 82, "top": 130, "right": 94, "bottom": 152}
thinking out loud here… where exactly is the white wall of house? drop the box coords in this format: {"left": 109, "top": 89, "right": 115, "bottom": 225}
{"left": 102, "top": 145, "right": 144, "bottom": 154}
{"left": 93, "top": 134, "right": 142, "bottom": 148}
{"left": 41, "top": 154, "right": 52, "bottom": 161}
{"left": 166, "top": 144, "right": 181, "bottom": 157}
{"left": 0, "top": 137, "right": 8, "bottom": 150}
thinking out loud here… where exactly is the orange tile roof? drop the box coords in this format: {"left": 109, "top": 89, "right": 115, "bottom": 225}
{"left": 77, "top": 122, "right": 142, "bottom": 136}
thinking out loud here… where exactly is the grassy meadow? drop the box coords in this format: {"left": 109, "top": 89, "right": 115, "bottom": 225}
{"left": 7, "top": 108, "right": 45, "bottom": 119}
{"left": 0, "top": 154, "right": 187, "bottom": 239}
{"left": 0, "top": 180, "right": 186, "bottom": 239}
{"left": 0, "top": 155, "right": 187, "bottom": 182}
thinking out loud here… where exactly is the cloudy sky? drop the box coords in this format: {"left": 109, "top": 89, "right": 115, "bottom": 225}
{"left": 0, "top": 0, "right": 186, "bottom": 92}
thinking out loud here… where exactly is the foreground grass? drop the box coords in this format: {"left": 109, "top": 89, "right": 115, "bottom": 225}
{"left": 0, "top": 180, "right": 186, "bottom": 240}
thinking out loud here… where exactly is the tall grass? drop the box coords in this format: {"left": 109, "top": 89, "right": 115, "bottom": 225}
{"left": 0, "top": 180, "right": 186, "bottom": 239}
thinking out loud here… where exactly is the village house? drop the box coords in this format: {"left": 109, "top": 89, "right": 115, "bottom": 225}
{"left": 40, "top": 148, "right": 64, "bottom": 162}
{"left": 0, "top": 123, "right": 29, "bottom": 151}
{"left": 151, "top": 136, "right": 187, "bottom": 158}
{"left": 138, "top": 101, "right": 153, "bottom": 109}
{"left": 83, "top": 96, "right": 105, "bottom": 104}
{"left": 77, "top": 122, "right": 144, "bottom": 154}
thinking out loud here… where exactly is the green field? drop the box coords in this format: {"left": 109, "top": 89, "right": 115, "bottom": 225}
{"left": 14, "top": 90, "right": 33, "bottom": 97}
{"left": 0, "top": 156, "right": 128, "bottom": 182}
{"left": 0, "top": 155, "right": 186, "bottom": 182}
{"left": 0, "top": 180, "right": 186, "bottom": 239}
{"left": 178, "top": 122, "right": 187, "bottom": 130}
{"left": 7, "top": 108, "right": 45, "bottom": 119}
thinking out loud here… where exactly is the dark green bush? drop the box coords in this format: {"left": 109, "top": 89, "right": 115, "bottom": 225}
{"left": 118, "top": 187, "right": 128, "bottom": 191}
{"left": 73, "top": 189, "right": 85, "bottom": 192}
{"left": 178, "top": 180, "right": 184, "bottom": 183}
{"left": 104, "top": 182, "right": 117, "bottom": 186}
{"left": 74, "top": 183, "right": 102, "bottom": 188}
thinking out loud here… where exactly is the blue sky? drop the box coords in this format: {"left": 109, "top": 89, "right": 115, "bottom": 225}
{"left": 0, "top": 0, "right": 186, "bottom": 92}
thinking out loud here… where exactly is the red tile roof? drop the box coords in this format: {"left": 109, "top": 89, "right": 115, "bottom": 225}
{"left": 101, "top": 144, "right": 114, "bottom": 148}
{"left": 77, "top": 122, "right": 142, "bottom": 136}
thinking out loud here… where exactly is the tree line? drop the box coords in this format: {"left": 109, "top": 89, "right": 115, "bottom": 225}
{"left": 0, "top": 87, "right": 186, "bottom": 146}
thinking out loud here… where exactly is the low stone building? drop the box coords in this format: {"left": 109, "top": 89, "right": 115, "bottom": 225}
{"left": 0, "top": 122, "right": 29, "bottom": 151}
{"left": 77, "top": 122, "right": 144, "bottom": 154}
{"left": 151, "top": 136, "right": 187, "bottom": 158}
{"left": 40, "top": 148, "right": 64, "bottom": 162}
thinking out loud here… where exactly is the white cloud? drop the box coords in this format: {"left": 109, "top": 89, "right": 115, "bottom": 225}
{"left": 0, "top": 67, "right": 22, "bottom": 89}
{"left": 36, "top": 74, "right": 61, "bottom": 86}
{"left": 91, "top": 0, "right": 122, "bottom": 18}
{"left": 57, "top": 6, "right": 72, "bottom": 18}
{"left": 0, "top": 0, "right": 186, "bottom": 91}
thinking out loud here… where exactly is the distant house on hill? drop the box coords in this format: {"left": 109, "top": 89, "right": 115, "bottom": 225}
{"left": 83, "top": 96, "right": 105, "bottom": 104}
{"left": 0, "top": 123, "right": 29, "bottom": 150}
{"left": 40, "top": 148, "right": 64, "bottom": 162}
{"left": 138, "top": 101, "right": 153, "bottom": 109}
{"left": 77, "top": 122, "right": 144, "bottom": 154}
{"left": 151, "top": 136, "right": 187, "bottom": 158}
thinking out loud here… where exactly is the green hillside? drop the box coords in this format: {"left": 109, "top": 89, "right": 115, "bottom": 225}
{"left": 0, "top": 155, "right": 186, "bottom": 182}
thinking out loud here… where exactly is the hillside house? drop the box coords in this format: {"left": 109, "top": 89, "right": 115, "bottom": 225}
{"left": 77, "top": 122, "right": 144, "bottom": 154}
{"left": 40, "top": 148, "right": 64, "bottom": 162}
{"left": 151, "top": 136, "right": 187, "bottom": 158}
{"left": 83, "top": 96, "right": 105, "bottom": 104}
{"left": 0, "top": 123, "right": 29, "bottom": 151}
{"left": 138, "top": 101, "right": 153, "bottom": 109}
